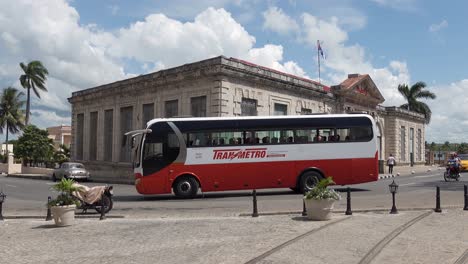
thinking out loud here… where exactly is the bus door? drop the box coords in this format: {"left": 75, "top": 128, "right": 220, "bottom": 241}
{"left": 142, "top": 122, "right": 184, "bottom": 193}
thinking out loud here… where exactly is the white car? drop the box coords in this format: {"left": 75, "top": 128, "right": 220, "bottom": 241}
{"left": 52, "top": 162, "right": 90, "bottom": 181}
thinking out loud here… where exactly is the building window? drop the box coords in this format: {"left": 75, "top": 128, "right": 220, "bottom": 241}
{"left": 165, "top": 100, "right": 178, "bottom": 118}
{"left": 301, "top": 108, "right": 312, "bottom": 115}
{"left": 191, "top": 96, "right": 207, "bottom": 117}
{"left": 241, "top": 98, "right": 257, "bottom": 116}
{"left": 274, "top": 103, "right": 288, "bottom": 115}
{"left": 418, "top": 129, "right": 422, "bottom": 161}
{"left": 400, "top": 126, "right": 406, "bottom": 161}
{"left": 120, "top": 106, "right": 133, "bottom": 162}
{"left": 142, "top": 103, "right": 154, "bottom": 128}
{"left": 76, "top": 113, "right": 84, "bottom": 160}
{"left": 104, "top": 109, "right": 113, "bottom": 161}
{"left": 89, "top": 111, "right": 98, "bottom": 161}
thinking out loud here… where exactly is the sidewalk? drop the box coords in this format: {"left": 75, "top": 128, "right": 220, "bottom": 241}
{"left": 378, "top": 164, "right": 440, "bottom": 179}
{"left": 1, "top": 209, "right": 467, "bottom": 264}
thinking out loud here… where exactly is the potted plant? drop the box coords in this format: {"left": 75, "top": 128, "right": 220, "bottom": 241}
{"left": 48, "top": 178, "right": 82, "bottom": 226}
{"left": 303, "top": 176, "right": 341, "bottom": 221}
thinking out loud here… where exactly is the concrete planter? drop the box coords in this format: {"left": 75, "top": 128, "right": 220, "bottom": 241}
{"left": 304, "top": 198, "right": 336, "bottom": 221}
{"left": 51, "top": 204, "right": 76, "bottom": 226}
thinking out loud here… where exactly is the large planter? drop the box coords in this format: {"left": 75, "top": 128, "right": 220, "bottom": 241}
{"left": 304, "top": 198, "right": 336, "bottom": 221}
{"left": 51, "top": 204, "right": 76, "bottom": 226}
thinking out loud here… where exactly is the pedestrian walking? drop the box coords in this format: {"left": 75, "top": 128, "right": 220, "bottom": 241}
{"left": 387, "top": 154, "right": 396, "bottom": 175}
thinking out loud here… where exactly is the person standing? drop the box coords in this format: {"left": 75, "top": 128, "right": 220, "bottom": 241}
{"left": 387, "top": 154, "right": 396, "bottom": 175}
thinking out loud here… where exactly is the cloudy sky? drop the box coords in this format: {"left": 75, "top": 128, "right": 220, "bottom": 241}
{"left": 0, "top": 0, "right": 467, "bottom": 143}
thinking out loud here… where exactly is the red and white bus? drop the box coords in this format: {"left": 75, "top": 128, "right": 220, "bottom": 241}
{"left": 128, "top": 114, "right": 378, "bottom": 198}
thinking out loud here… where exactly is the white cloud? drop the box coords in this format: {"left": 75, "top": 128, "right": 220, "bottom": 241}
{"left": 109, "top": 8, "right": 255, "bottom": 68}
{"left": 429, "top": 20, "right": 448, "bottom": 32}
{"left": 426, "top": 80, "right": 468, "bottom": 142}
{"left": 262, "top": 6, "right": 299, "bottom": 35}
{"left": 30, "top": 110, "right": 71, "bottom": 129}
{"left": 246, "top": 44, "right": 308, "bottom": 77}
{"left": 299, "top": 13, "right": 410, "bottom": 106}
{"left": 0, "top": 1, "right": 307, "bottom": 131}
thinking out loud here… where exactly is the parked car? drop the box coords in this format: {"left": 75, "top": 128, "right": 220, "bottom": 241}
{"left": 458, "top": 154, "right": 468, "bottom": 171}
{"left": 52, "top": 162, "right": 90, "bottom": 181}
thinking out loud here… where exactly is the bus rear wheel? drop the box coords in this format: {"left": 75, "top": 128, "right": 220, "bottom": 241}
{"left": 173, "top": 176, "right": 199, "bottom": 199}
{"left": 299, "top": 171, "right": 323, "bottom": 193}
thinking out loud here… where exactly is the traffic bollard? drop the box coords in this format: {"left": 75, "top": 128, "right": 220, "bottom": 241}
{"left": 45, "top": 196, "right": 52, "bottom": 221}
{"left": 99, "top": 195, "right": 106, "bottom": 220}
{"left": 464, "top": 185, "right": 468, "bottom": 211}
{"left": 252, "top": 189, "right": 259, "bottom": 217}
{"left": 302, "top": 187, "right": 307, "bottom": 216}
{"left": 434, "top": 186, "right": 442, "bottom": 213}
{"left": 345, "top": 187, "right": 352, "bottom": 215}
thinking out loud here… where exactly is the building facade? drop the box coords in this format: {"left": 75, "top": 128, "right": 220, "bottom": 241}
{"left": 47, "top": 125, "right": 72, "bottom": 150}
{"left": 68, "top": 56, "right": 425, "bottom": 183}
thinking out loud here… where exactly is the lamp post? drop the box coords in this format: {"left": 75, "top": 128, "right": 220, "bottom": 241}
{"left": 0, "top": 191, "right": 6, "bottom": 220}
{"left": 389, "top": 180, "right": 398, "bottom": 214}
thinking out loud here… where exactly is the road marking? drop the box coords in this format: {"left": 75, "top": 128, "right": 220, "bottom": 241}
{"left": 414, "top": 174, "right": 440, "bottom": 178}
{"left": 5, "top": 184, "right": 17, "bottom": 188}
{"left": 398, "top": 183, "right": 416, "bottom": 186}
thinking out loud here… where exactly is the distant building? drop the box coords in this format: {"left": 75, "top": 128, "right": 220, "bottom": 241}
{"left": 68, "top": 56, "right": 425, "bottom": 183}
{"left": 47, "top": 125, "right": 71, "bottom": 149}
{"left": 1, "top": 144, "right": 13, "bottom": 155}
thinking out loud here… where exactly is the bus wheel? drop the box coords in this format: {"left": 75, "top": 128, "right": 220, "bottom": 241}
{"left": 173, "top": 176, "right": 199, "bottom": 199}
{"left": 300, "top": 171, "right": 323, "bottom": 192}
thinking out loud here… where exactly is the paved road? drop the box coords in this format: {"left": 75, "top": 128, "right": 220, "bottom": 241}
{"left": 1, "top": 169, "right": 467, "bottom": 218}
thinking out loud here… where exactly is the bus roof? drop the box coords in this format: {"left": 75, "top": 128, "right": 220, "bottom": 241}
{"left": 146, "top": 114, "right": 374, "bottom": 127}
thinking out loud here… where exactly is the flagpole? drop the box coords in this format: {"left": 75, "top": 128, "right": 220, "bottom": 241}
{"left": 317, "top": 40, "right": 321, "bottom": 84}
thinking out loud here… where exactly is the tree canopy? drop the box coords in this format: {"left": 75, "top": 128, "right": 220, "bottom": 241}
{"left": 14, "top": 125, "right": 54, "bottom": 166}
{"left": 19, "top": 60, "right": 49, "bottom": 125}
{"left": 397, "top": 81, "right": 436, "bottom": 124}
{"left": 0, "top": 87, "right": 25, "bottom": 154}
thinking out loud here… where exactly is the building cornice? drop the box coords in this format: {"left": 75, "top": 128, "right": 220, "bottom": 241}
{"left": 379, "top": 106, "right": 426, "bottom": 122}
{"left": 68, "top": 56, "right": 333, "bottom": 104}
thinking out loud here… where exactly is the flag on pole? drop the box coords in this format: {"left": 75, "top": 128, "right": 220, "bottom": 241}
{"left": 317, "top": 40, "right": 324, "bottom": 59}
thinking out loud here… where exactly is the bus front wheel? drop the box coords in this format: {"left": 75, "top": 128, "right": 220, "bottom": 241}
{"left": 173, "top": 176, "right": 199, "bottom": 199}
{"left": 299, "top": 171, "right": 323, "bottom": 193}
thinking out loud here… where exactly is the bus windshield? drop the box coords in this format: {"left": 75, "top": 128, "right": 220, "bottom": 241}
{"left": 141, "top": 122, "right": 180, "bottom": 176}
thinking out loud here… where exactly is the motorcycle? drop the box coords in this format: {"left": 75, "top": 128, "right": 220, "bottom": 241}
{"left": 444, "top": 161, "right": 460, "bottom": 182}
{"left": 72, "top": 183, "right": 114, "bottom": 214}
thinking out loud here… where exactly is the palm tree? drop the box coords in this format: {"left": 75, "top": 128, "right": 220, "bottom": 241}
{"left": 0, "top": 87, "right": 26, "bottom": 156}
{"left": 19, "top": 60, "right": 49, "bottom": 125}
{"left": 397, "top": 81, "right": 436, "bottom": 124}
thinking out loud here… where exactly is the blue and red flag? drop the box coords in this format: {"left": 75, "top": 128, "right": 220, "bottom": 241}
{"left": 317, "top": 40, "right": 324, "bottom": 59}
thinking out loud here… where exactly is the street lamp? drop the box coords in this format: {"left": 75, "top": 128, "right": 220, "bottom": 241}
{"left": 389, "top": 180, "right": 398, "bottom": 214}
{"left": 0, "top": 190, "right": 6, "bottom": 220}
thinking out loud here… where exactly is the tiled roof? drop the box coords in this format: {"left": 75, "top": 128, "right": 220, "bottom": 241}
{"left": 339, "top": 74, "right": 369, "bottom": 90}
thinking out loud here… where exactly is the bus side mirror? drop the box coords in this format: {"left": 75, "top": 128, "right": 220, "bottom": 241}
{"left": 131, "top": 137, "right": 136, "bottom": 148}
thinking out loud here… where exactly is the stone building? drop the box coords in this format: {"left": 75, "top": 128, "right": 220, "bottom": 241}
{"left": 47, "top": 125, "right": 72, "bottom": 150}
{"left": 68, "top": 56, "right": 425, "bottom": 183}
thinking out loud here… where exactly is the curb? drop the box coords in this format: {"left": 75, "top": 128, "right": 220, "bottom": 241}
{"left": 238, "top": 205, "right": 463, "bottom": 217}
{"left": 2, "top": 214, "right": 126, "bottom": 220}
{"left": 378, "top": 174, "right": 399, "bottom": 180}
{"left": 7, "top": 174, "right": 50, "bottom": 180}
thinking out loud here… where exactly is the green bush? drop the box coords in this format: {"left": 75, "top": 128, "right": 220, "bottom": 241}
{"left": 48, "top": 178, "right": 83, "bottom": 207}
{"left": 304, "top": 177, "right": 341, "bottom": 201}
